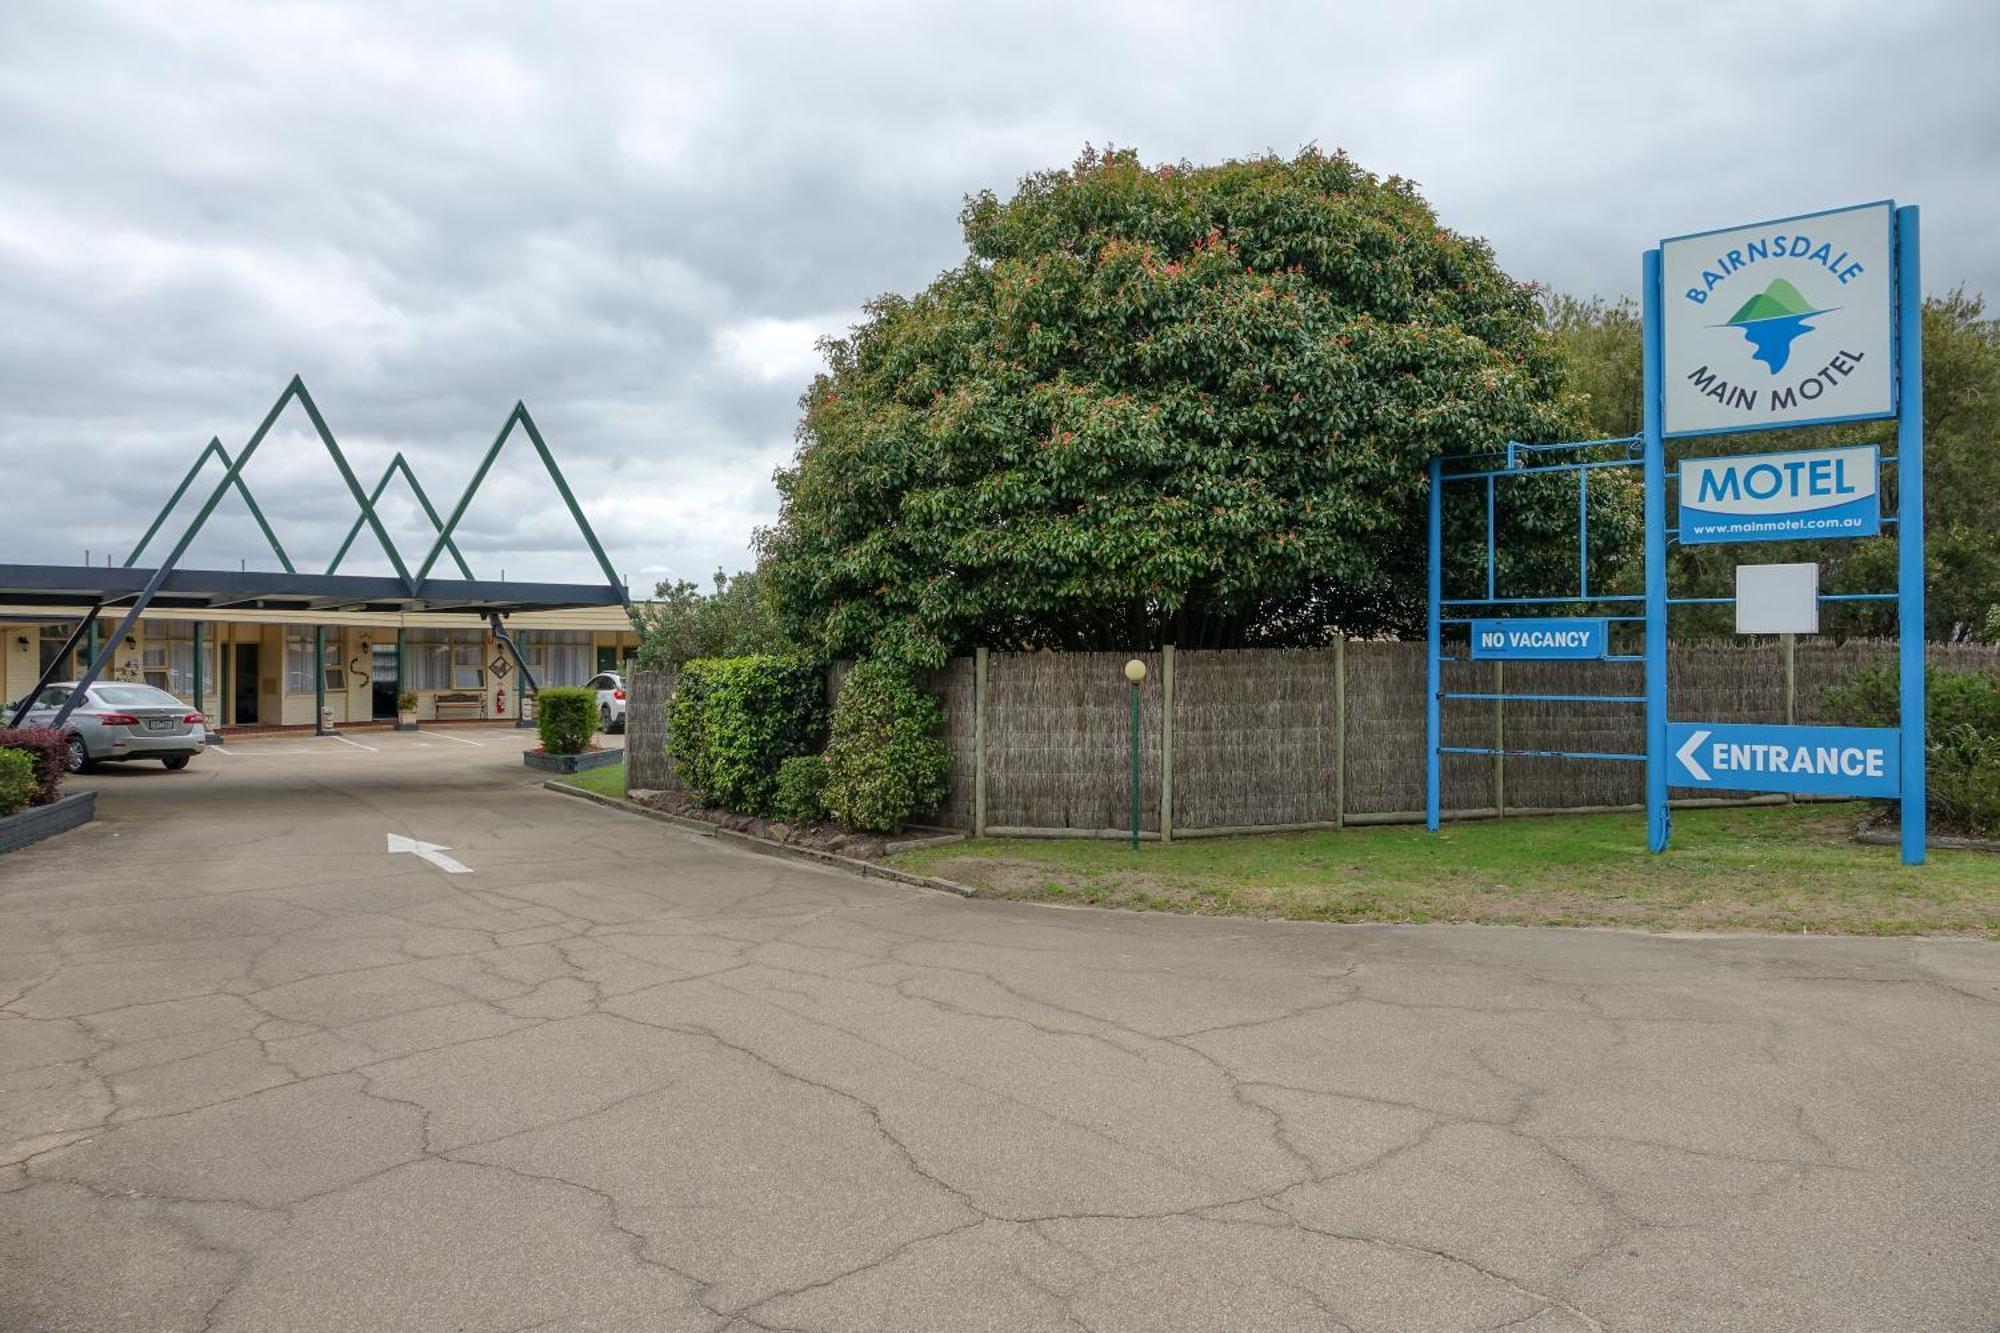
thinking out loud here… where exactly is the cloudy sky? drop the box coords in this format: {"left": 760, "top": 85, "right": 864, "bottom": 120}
{"left": 2, "top": 1, "right": 1992, "bottom": 591}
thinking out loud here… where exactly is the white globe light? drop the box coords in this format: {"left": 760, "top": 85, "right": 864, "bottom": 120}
{"left": 1124, "top": 658, "right": 1148, "bottom": 684}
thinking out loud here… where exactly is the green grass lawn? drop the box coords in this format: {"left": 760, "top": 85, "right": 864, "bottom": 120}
{"left": 559, "top": 760, "right": 627, "bottom": 799}
{"left": 888, "top": 804, "right": 2000, "bottom": 935}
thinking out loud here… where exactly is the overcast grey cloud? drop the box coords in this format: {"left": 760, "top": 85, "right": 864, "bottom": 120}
{"left": 2, "top": 0, "right": 1993, "bottom": 589}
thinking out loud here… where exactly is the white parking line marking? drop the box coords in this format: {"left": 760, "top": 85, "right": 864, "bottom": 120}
{"left": 429, "top": 731, "right": 484, "bottom": 747}
{"left": 330, "top": 735, "right": 380, "bottom": 752}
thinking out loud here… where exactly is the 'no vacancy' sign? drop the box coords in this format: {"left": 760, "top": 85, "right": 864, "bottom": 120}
{"left": 1660, "top": 202, "right": 1895, "bottom": 437}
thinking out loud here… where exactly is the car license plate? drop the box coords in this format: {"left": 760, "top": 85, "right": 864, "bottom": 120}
{"left": 145, "top": 717, "right": 176, "bottom": 732}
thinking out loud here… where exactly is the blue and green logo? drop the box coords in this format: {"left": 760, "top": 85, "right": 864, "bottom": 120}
{"left": 1721, "top": 278, "right": 1832, "bottom": 375}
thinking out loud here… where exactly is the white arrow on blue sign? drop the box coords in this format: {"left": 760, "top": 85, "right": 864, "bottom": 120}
{"left": 1667, "top": 722, "right": 1900, "bottom": 799}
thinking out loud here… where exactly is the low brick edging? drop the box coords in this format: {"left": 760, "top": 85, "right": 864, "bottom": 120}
{"left": 0, "top": 790, "right": 96, "bottom": 855}
{"left": 540, "top": 780, "right": 978, "bottom": 899}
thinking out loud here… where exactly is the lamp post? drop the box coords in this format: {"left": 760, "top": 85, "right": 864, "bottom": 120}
{"left": 1124, "top": 658, "right": 1147, "bottom": 851}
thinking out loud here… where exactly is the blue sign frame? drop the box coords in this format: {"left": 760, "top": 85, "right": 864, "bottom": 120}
{"left": 1425, "top": 203, "right": 1926, "bottom": 865}
{"left": 1644, "top": 204, "right": 1925, "bottom": 864}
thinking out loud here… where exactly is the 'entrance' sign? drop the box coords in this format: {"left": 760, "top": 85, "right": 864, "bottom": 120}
{"left": 1469, "top": 618, "right": 1608, "bottom": 661}
{"left": 1680, "top": 445, "right": 1880, "bottom": 544}
{"left": 1667, "top": 721, "right": 1900, "bottom": 799}
{"left": 1661, "top": 202, "right": 1895, "bottom": 437}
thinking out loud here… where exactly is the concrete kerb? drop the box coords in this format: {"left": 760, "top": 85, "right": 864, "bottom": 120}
{"left": 540, "top": 780, "right": 979, "bottom": 898}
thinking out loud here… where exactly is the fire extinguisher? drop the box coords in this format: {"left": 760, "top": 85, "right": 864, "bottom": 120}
{"left": 495, "top": 684, "right": 507, "bottom": 716}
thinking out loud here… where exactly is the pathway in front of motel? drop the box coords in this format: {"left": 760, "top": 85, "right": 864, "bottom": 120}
{"left": 2, "top": 733, "right": 1996, "bottom": 1331}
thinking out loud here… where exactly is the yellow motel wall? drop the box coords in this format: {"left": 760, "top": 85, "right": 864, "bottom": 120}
{"left": 2, "top": 605, "right": 638, "bottom": 728}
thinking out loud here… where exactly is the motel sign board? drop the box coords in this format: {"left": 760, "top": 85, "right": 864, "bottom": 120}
{"left": 1667, "top": 722, "right": 1900, "bottom": 800}
{"left": 1679, "top": 445, "right": 1880, "bottom": 545}
{"left": 1468, "top": 618, "right": 1608, "bottom": 661}
{"left": 1661, "top": 202, "right": 1895, "bottom": 437}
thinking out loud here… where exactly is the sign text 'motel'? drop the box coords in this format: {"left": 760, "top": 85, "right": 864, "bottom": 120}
{"left": 1469, "top": 618, "right": 1608, "bottom": 661}
{"left": 1667, "top": 721, "right": 1900, "bottom": 800}
{"left": 1661, "top": 202, "right": 1895, "bottom": 437}
{"left": 1680, "top": 444, "right": 1880, "bottom": 544}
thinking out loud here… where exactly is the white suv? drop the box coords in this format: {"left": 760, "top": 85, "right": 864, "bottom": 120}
{"left": 588, "top": 672, "right": 626, "bottom": 734}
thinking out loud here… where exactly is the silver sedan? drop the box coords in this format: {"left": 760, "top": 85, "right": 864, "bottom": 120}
{"left": 10, "top": 681, "right": 208, "bottom": 772}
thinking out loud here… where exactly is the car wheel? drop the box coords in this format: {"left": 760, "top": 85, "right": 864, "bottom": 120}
{"left": 65, "top": 736, "right": 92, "bottom": 773}
{"left": 162, "top": 756, "right": 190, "bottom": 771}
{"left": 600, "top": 704, "right": 612, "bottom": 732}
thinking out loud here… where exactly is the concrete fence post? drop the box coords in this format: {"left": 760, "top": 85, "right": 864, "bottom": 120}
{"left": 973, "top": 646, "right": 988, "bottom": 838}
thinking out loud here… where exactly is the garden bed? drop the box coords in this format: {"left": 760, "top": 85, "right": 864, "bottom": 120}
{"left": 523, "top": 746, "right": 623, "bottom": 774}
{"left": 0, "top": 790, "right": 95, "bottom": 855}
{"left": 627, "top": 787, "right": 959, "bottom": 860}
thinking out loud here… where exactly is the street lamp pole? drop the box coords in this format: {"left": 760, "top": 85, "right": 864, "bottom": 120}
{"left": 1124, "top": 658, "right": 1147, "bottom": 851}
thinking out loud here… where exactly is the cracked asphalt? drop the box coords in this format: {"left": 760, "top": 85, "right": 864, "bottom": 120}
{"left": 2, "top": 732, "right": 1997, "bottom": 1332}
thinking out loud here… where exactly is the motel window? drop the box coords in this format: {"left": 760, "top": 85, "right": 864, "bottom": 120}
{"left": 516, "top": 630, "right": 592, "bottom": 688}
{"left": 283, "top": 628, "right": 344, "bottom": 693}
{"left": 407, "top": 628, "right": 485, "bottom": 691}
{"left": 138, "top": 621, "right": 217, "bottom": 702}
{"left": 38, "top": 623, "right": 77, "bottom": 679}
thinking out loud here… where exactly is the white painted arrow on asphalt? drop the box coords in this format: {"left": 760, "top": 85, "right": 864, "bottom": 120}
{"left": 386, "top": 833, "right": 472, "bottom": 874}
{"left": 1676, "top": 729, "right": 1712, "bottom": 783}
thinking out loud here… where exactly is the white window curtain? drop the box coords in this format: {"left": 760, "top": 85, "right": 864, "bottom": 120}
{"left": 284, "top": 628, "right": 342, "bottom": 693}
{"left": 407, "top": 629, "right": 485, "bottom": 690}
{"left": 140, "top": 620, "right": 213, "bottom": 700}
{"left": 518, "top": 630, "right": 591, "bottom": 688}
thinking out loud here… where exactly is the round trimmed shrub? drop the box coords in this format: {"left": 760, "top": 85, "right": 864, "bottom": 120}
{"left": 535, "top": 687, "right": 598, "bottom": 755}
{"left": 822, "top": 661, "right": 950, "bottom": 832}
{"left": 774, "top": 755, "right": 830, "bottom": 824}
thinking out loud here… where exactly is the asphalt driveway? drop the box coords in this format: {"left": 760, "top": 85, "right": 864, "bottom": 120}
{"left": 2, "top": 732, "right": 1996, "bottom": 1331}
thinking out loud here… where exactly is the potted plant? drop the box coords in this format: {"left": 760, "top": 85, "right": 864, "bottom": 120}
{"left": 522, "top": 686, "right": 622, "bottom": 774}
{"left": 396, "top": 689, "right": 420, "bottom": 731}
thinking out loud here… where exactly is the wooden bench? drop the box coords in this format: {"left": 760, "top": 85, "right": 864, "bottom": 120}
{"left": 433, "top": 691, "right": 485, "bottom": 721}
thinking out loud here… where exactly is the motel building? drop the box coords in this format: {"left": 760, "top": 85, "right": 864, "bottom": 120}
{"left": 2, "top": 604, "right": 638, "bottom": 731}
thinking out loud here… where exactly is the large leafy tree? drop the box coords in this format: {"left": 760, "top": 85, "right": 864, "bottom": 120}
{"left": 1547, "top": 287, "right": 2000, "bottom": 640}
{"left": 760, "top": 147, "right": 1630, "bottom": 666}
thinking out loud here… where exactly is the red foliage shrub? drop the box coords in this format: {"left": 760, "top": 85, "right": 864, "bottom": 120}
{"left": 0, "top": 726, "right": 69, "bottom": 806}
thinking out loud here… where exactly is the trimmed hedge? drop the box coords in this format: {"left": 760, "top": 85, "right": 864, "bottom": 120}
{"left": 669, "top": 656, "right": 825, "bottom": 815}
{"left": 1827, "top": 664, "right": 2000, "bottom": 835}
{"left": 0, "top": 726, "right": 68, "bottom": 807}
{"left": 0, "top": 748, "right": 34, "bottom": 817}
{"left": 535, "top": 687, "right": 598, "bottom": 755}
{"left": 822, "top": 661, "right": 950, "bottom": 832}
{"left": 774, "top": 755, "right": 829, "bottom": 824}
